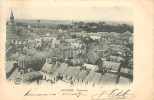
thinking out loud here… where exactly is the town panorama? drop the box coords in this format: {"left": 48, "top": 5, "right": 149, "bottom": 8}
{"left": 6, "top": 11, "right": 133, "bottom": 85}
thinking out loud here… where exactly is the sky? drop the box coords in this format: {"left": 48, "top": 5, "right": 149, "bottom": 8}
{"left": 6, "top": 0, "right": 133, "bottom": 22}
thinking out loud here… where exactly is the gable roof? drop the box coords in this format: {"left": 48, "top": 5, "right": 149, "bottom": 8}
{"left": 41, "top": 63, "right": 56, "bottom": 74}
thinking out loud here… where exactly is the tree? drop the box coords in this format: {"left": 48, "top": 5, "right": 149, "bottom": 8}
{"left": 17, "top": 51, "right": 46, "bottom": 71}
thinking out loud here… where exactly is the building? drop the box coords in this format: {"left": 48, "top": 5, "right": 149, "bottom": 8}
{"left": 82, "top": 63, "right": 98, "bottom": 71}
{"left": 103, "top": 61, "right": 120, "bottom": 72}
{"left": 6, "top": 10, "right": 18, "bottom": 46}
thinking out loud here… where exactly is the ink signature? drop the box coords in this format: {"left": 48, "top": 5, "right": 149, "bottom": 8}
{"left": 91, "top": 89, "right": 134, "bottom": 100}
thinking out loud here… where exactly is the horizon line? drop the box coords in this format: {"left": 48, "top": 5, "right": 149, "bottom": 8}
{"left": 7, "top": 18, "right": 133, "bottom": 24}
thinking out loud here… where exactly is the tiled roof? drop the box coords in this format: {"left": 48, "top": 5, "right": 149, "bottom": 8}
{"left": 41, "top": 63, "right": 56, "bottom": 74}
{"left": 5, "top": 61, "right": 16, "bottom": 73}
{"left": 103, "top": 61, "right": 120, "bottom": 72}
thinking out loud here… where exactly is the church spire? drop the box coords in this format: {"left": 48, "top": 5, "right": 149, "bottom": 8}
{"left": 10, "top": 9, "right": 14, "bottom": 23}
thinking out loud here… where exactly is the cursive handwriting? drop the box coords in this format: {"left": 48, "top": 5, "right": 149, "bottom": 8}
{"left": 24, "top": 88, "right": 134, "bottom": 100}
{"left": 24, "top": 89, "right": 87, "bottom": 98}
{"left": 61, "top": 89, "right": 87, "bottom": 98}
{"left": 24, "top": 89, "right": 56, "bottom": 96}
{"left": 91, "top": 89, "right": 133, "bottom": 100}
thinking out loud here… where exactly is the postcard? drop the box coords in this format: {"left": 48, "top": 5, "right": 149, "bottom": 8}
{"left": 0, "top": 0, "right": 154, "bottom": 100}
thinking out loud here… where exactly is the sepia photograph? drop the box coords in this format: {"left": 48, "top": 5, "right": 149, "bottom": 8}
{"left": 5, "top": 2, "right": 133, "bottom": 86}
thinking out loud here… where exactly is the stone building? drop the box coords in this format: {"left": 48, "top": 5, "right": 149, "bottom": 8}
{"left": 6, "top": 10, "right": 18, "bottom": 46}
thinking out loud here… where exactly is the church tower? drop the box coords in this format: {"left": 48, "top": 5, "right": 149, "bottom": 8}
{"left": 6, "top": 10, "right": 18, "bottom": 46}
{"left": 8, "top": 10, "right": 16, "bottom": 33}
